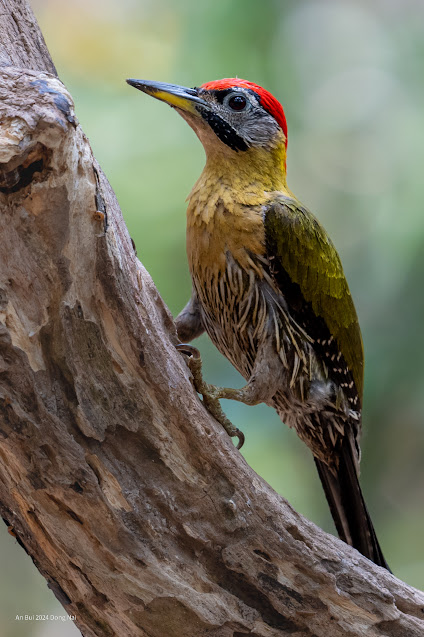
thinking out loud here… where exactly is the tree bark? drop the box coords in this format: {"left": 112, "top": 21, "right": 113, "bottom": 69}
{"left": 0, "top": 2, "right": 423, "bottom": 636}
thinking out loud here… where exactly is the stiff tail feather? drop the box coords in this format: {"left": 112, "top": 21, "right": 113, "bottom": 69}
{"left": 314, "top": 438, "right": 390, "bottom": 571}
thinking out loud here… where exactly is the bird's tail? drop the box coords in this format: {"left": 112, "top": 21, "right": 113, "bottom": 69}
{"left": 314, "top": 438, "right": 390, "bottom": 571}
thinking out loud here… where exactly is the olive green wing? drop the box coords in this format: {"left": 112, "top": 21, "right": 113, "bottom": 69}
{"left": 264, "top": 197, "right": 364, "bottom": 401}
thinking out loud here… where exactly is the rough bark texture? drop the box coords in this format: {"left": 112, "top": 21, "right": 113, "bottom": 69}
{"left": 0, "top": 2, "right": 423, "bottom": 636}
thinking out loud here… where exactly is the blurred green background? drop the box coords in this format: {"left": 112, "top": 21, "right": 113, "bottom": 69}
{"left": 2, "top": 0, "right": 424, "bottom": 634}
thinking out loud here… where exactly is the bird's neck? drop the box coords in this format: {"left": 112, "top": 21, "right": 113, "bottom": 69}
{"left": 190, "top": 142, "right": 289, "bottom": 209}
{"left": 186, "top": 142, "right": 290, "bottom": 275}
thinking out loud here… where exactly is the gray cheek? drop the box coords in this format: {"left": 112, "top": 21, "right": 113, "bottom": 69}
{"left": 240, "top": 117, "right": 281, "bottom": 148}
{"left": 218, "top": 104, "right": 280, "bottom": 148}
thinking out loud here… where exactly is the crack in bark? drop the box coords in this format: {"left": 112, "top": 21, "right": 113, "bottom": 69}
{"left": 0, "top": 142, "right": 51, "bottom": 193}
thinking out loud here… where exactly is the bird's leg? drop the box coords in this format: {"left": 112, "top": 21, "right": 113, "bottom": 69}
{"left": 176, "top": 344, "right": 245, "bottom": 448}
{"left": 202, "top": 338, "right": 284, "bottom": 405}
{"left": 176, "top": 339, "right": 283, "bottom": 449}
{"left": 174, "top": 291, "right": 205, "bottom": 343}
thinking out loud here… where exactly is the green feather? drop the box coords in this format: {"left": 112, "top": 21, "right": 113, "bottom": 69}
{"left": 265, "top": 197, "right": 364, "bottom": 398}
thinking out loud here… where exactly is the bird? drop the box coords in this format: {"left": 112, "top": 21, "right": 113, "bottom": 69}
{"left": 127, "top": 76, "right": 390, "bottom": 571}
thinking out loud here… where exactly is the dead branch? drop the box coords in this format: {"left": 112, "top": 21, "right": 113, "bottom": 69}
{"left": 0, "top": 1, "right": 423, "bottom": 635}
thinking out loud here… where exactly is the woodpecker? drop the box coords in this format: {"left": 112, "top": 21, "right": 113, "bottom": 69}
{"left": 127, "top": 77, "right": 390, "bottom": 571}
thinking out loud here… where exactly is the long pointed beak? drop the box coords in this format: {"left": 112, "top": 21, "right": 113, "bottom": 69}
{"left": 126, "top": 79, "right": 208, "bottom": 115}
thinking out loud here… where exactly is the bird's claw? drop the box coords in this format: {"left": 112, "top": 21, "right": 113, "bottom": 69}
{"left": 175, "top": 343, "right": 201, "bottom": 360}
{"left": 176, "top": 343, "right": 245, "bottom": 449}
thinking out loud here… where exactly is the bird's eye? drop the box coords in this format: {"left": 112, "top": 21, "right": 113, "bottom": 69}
{"left": 228, "top": 94, "right": 247, "bottom": 111}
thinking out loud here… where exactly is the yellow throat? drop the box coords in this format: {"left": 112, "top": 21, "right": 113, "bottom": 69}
{"left": 186, "top": 135, "right": 291, "bottom": 274}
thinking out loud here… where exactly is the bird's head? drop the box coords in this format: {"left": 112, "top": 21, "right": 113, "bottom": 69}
{"left": 127, "top": 77, "right": 288, "bottom": 186}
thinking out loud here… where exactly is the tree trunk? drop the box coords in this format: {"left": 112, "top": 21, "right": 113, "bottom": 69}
{"left": 0, "top": 2, "right": 423, "bottom": 636}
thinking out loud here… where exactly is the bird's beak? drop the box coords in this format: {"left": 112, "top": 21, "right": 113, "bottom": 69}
{"left": 126, "top": 79, "right": 208, "bottom": 115}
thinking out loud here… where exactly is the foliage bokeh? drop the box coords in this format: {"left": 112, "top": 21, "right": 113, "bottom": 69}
{"left": 1, "top": 1, "right": 424, "bottom": 635}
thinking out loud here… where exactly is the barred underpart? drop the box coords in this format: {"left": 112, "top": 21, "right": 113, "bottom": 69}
{"left": 193, "top": 251, "right": 361, "bottom": 468}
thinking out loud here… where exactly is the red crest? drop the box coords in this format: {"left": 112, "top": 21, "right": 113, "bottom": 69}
{"left": 200, "top": 78, "right": 287, "bottom": 143}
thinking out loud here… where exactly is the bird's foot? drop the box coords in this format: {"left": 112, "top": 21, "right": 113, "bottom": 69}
{"left": 176, "top": 344, "right": 245, "bottom": 449}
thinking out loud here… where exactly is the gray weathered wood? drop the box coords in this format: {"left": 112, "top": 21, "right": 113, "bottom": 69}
{"left": 0, "top": 1, "right": 423, "bottom": 635}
